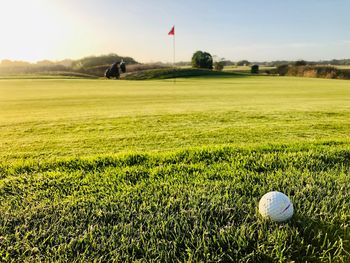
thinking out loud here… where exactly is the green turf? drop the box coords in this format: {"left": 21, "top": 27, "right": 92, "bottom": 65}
{"left": 1, "top": 147, "right": 349, "bottom": 262}
{"left": 1, "top": 76, "right": 350, "bottom": 161}
{"left": 0, "top": 76, "right": 349, "bottom": 261}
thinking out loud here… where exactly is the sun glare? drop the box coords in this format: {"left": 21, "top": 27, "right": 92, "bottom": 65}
{"left": 0, "top": 0, "right": 85, "bottom": 62}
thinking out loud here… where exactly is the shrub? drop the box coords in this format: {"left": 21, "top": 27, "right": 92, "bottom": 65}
{"left": 251, "top": 65, "right": 259, "bottom": 74}
{"left": 284, "top": 66, "right": 341, "bottom": 79}
{"left": 214, "top": 61, "right": 224, "bottom": 71}
{"left": 303, "top": 68, "right": 318, "bottom": 78}
{"left": 276, "top": 64, "right": 289, "bottom": 76}
{"left": 313, "top": 66, "right": 338, "bottom": 79}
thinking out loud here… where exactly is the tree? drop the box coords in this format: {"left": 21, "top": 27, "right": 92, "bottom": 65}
{"left": 191, "top": 51, "right": 213, "bottom": 69}
{"left": 72, "top": 54, "right": 137, "bottom": 70}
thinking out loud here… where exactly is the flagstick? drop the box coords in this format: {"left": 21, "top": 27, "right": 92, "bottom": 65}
{"left": 173, "top": 27, "right": 176, "bottom": 84}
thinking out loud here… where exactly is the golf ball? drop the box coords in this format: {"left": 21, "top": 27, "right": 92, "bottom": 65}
{"left": 259, "top": 191, "right": 294, "bottom": 222}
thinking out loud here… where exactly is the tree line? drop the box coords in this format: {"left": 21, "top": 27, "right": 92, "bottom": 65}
{"left": 0, "top": 54, "right": 138, "bottom": 75}
{"left": 2, "top": 51, "right": 350, "bottom": 77}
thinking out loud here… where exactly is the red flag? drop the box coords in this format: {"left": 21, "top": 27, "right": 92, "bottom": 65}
{"left": 168, "top": 26, "right": 175, "bottom": 36}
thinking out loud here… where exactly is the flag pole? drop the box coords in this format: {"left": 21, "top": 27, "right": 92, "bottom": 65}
{"left": 168, "top": 25, "right": 176, "bottom": 83}
{"left": 173, "top": 25, "right": 176, "bottom": 83}
{"left": 173, "top": 27, "right": 175, "bottom": 67}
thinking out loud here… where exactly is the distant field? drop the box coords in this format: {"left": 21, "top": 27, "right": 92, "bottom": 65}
{"left": 335, "top": 65, "right": 350, "bottom": 70}
{"left": 0, "top": 76, "right": 349, "bottom": 261}
{"left": 0, "top": 72, "right": 98, "bottom": 79}
{"left": 223, "top": 65, "right": 276, "bottom": 73}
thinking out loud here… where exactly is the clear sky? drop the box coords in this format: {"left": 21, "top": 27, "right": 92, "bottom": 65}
{"left": 1, "top": 0, "right": 350, "bottom": 63}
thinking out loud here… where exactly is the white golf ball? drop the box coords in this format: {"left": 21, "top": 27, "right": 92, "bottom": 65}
{"left": 259, "top": 191, "right": 294, "bottom": 222}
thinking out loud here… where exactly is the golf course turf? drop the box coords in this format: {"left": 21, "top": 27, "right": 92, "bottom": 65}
{"left": 0, "top": 75, "right": 349, "bottom": 261}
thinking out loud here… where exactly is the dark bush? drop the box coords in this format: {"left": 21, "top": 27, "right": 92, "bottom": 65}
{"left": 294, "top": 60, "right": 308, "bottom": 66}
{"left": 276, "top": 64, "right": 289, "bottom": 76}
{"left": 251, "top": 65, "right": 259, "bottom": 74}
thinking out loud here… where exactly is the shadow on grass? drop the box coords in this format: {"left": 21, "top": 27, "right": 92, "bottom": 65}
{"left": 290, "top": 214, "right": 349, "bottom": 261}
{"left": 122, "top": 68, "right": 250, "bottom": 80}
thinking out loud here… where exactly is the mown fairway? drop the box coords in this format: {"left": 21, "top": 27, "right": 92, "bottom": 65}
{"left": 1, "top": 76, "right": 350, "bottom": 160}
{"left": 0, "top": 76, "right": 349, "bottom": 261}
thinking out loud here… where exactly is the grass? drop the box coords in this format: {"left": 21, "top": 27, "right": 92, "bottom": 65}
{"left": 0, "top": 75, "right": 350, "bottom": 261}
{"left": 1, "top": 147, "right": 349, "bottom": 262}
{"left": 1, "top": 76, "right": 350, "bottom": 161}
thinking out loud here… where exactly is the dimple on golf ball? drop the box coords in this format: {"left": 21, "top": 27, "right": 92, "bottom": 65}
{"left": 259, "top": 191, "right": 294, "bottom": 222}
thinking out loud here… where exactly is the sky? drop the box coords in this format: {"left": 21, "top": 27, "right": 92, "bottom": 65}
{"left": 1, "top": 0, "right": 350, "bottom": 63}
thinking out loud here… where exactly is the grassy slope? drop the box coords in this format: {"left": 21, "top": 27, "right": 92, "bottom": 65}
{"left": 0, "top": 76, "right": 350, "bottom": 261}
{"left": 122, "top": 68, "right": 241, "bottom": 80}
